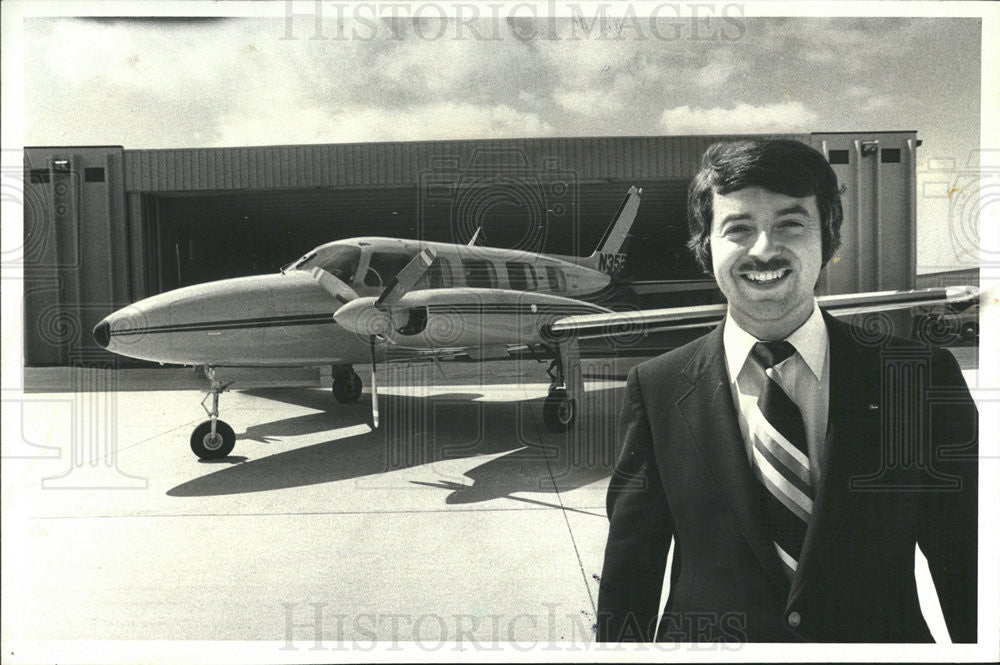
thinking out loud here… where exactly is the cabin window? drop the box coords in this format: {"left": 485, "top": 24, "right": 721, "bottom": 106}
{"left": 416, "top": 257, "right": 453, "bottom": 289}
{"left": 365, "top": 251, "right": 414, "bottom": 287}
{"left": 461, "top": 259, "right": 497, "bottom": 288}
{"left": 525, "top": 264, "right": 538, "bottom": 289}
{"left": 317, "top": 245, "right": 361, "bottom": 283}
{"left": 506, "top": 262, "right": 538, "bottom": 290}
{"left": 545, "top": 266, "right": 566, "bottom": 291}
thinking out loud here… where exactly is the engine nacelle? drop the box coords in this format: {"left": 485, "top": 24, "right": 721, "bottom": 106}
{"left": 332, "top": 288, "right": 609, "bottom": 349}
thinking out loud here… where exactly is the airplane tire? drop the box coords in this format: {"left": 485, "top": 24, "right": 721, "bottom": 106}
{"left": 961, "top": 321, "right": 979, "bottom": 343}
{"left": 543, "top": 388, "right": 576, "bottom": 432}
{"left": 332, "top": 371, "right": 363, "bottom": 403}
{"left": 190, "top": 420, "right": 236, "bottom": 459}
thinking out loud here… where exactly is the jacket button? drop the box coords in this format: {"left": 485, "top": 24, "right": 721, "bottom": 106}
{"left": 787, "top": 611, "right": 801, "bottom": 628}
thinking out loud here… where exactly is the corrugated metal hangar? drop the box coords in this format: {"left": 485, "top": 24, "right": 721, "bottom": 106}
{"left": 23, "top": 131, "right": 918, "bottom": 365}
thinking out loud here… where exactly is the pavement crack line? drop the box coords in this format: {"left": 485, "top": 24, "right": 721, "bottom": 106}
{"left": 542, "top": 448, "right": 599, "bottom": 618}
{"left": 527, "top": 384, "right": 600, "bottom": 620}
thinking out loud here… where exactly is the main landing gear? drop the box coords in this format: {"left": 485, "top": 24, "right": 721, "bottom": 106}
{"left": 543, "top": 386, "right": 575, "bottom": 432}
{"left": 542, "top": 340, "right": 583, "bottom": 432}
{"left": 190, "top": 366, "right": 237, "bottom": 460}
{"left": 332, "top": 365, "right": 363, "bottom": 403}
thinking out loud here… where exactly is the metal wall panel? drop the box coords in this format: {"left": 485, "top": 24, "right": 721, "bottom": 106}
{"left": 813, "top": 131, "right": 918, "bottom": 294}
{"left": 122, "top": 134, "right": 813, "bottom": 193}
{"left": 23, "top": 146, "right": 129, "bottom": 365}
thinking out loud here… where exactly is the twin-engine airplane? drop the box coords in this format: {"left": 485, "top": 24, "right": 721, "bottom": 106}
{"left": 94, "top": 187, "right": 642, "bottom": 458}
{"left": 93, "top": 185, "right": 978, "bottom": 460}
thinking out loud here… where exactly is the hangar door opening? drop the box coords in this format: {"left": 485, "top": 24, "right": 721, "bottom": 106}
{"left": 146, "top": 180, "right": 700, "bottom": 293}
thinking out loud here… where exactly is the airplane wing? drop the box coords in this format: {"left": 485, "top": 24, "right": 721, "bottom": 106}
{"left": 546, "top": 286, "right": 979, "bottom": 340}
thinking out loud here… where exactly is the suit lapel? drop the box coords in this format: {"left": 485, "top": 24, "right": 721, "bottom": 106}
{"left": 675, "top": 323, "right": 786, "bottom": 588}
{"left": 787, "top": 311, "right": 871, "bottom": 605}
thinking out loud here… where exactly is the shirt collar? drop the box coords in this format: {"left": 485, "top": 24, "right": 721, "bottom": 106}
{"left": 722, "top": 300, "right": 828, "bottom": 381}
{"left": 786, "top": 302, "right": 828, "bottom": 380}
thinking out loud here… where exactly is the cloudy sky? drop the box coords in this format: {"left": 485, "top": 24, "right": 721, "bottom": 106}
{"left": 12, "top": 6, "right": 989, "bottom": 270}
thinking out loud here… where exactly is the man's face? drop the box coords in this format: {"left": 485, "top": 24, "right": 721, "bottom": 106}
{"left": 709, "top": 186, "right": 824, "bottom": 340}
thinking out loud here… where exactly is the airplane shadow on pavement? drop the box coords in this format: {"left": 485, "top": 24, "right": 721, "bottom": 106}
{"left": 166, "top": 387, "right": 623, "bottom": 503}
{"left": 236, "top": 387, "right": 376, "bottom": 442}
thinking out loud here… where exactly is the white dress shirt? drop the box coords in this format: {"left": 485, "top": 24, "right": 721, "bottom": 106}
{"left": 722, "top": 301, "right": 831, "bottom": 489}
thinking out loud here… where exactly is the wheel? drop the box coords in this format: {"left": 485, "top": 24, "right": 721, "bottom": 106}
{"left": 332, "top": 370, "right": 363, "bottom": 403}
{"left": 960, "top": 320, "right": 979, "bottom": 343}
{"left": 190, "top": 420, "right": 236, "bottom": 459}
{"left": 543, "top": 388, "right": 576, "bottom": 432}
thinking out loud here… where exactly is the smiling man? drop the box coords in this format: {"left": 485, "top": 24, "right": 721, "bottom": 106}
{"left": 596, "top": 140, "right": 978, "bottom": 643}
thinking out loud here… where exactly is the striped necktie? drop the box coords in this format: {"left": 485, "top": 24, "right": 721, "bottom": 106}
{"left": 746, "top": 340, "right": 813, "bottom": 583}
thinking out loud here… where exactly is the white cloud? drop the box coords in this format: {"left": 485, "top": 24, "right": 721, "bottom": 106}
{"left": 551, "top": 87, "right": 625, "bottom": 117}
{"left": 844, "top": 85, "right": 874, "bottom": 98}
{"left": 858, "top": 95, "right": 896, "bottom": 114}
{"left": 658, "top": 102, "right": 819, "bottom": 134}
{"left": 213, "top": 102, "right": 554, "bottom": 146}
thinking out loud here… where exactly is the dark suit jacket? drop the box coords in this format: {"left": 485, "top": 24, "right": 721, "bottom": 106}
{"left": 596, "top": 311, "right": 978, "bottom": 643}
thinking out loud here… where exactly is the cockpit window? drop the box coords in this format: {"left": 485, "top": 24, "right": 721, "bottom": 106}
{"left": 317, "top": 246, "right": 361, "bottom": 283}
{"left": 282, "top": 252, "right": 317, "bottom": 273}
{"left": 286, "top": 246, "right": 361, "bottom": 284}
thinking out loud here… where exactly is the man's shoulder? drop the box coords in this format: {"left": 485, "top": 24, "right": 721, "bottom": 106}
{"left": 825, "top": 311, "right": 965, "bottom": 378}
{"left": 826, "top": 312, "right": 953, "bottom": 354}
{"left": 632, "top": 328, "right": 717, "bottom": 382}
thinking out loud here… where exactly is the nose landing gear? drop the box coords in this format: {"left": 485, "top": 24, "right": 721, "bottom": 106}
{"left": 190, "top": 366, "right": 237, "bottom": 460}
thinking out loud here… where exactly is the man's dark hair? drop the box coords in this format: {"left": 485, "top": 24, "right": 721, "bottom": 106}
{"left": 686, "top": 139, "right": 844, "bottom": 272}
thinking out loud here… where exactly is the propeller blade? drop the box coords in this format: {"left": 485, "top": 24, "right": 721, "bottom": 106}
{"left": 309, "top": 267, "right": 359, "bottom": 304}
{"left": 374, "top": 246, "right": 437, "bottom": 310}
{"left": 369, "top": 336, "right": 379, "bottom": 429}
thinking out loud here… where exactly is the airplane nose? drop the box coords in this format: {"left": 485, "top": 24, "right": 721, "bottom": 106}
{"left": 93, "top": 318, "right": 111, "bottom": 348}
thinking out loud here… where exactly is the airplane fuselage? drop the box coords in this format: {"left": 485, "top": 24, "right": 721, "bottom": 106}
{"left": 94, "top": 237, "right": 617, "bottom": 367}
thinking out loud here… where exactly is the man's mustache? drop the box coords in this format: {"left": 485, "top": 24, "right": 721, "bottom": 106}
{"left": 737, "top": 259, "right": 792, "bottom": 273}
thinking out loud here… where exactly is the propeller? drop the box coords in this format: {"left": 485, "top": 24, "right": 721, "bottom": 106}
{"left": 330, "top": 246, "right": 437, "bottom": 428}
{"left": 369, "top": 336, "right": 379, "bottom": 429}
{"left": 374, "top": 246, "right": 437, "bottom": 309}
{"left": 309, "top": 267, "right": 359, "bottom": 305}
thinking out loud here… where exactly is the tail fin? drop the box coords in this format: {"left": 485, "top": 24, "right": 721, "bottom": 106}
{"left": 576, "top": 186, "right": 640, "bottom": 275}
{"left": 592, "top": 186, "right": 641, "bottom": 257}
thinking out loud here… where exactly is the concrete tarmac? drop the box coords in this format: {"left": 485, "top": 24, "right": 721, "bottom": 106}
{"left": 3, "top": 359, "right": 634, "bottom": 652}
{"left": 1, "top": 350, "right": 981, "bottom": 657}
